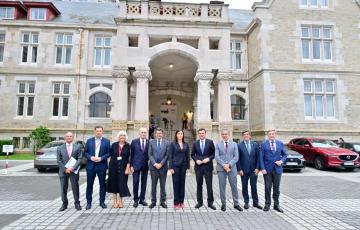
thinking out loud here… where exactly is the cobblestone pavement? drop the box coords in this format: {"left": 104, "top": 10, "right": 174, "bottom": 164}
{"left": 0, "top": 160, "right": 359, "bottom": 230}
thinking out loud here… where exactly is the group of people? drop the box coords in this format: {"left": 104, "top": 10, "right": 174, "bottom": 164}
{"left": 56, "top": 126, "right": 287, "bottom": 213}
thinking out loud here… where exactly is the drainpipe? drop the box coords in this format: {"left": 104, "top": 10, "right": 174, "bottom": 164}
{"left": 246, "top": 34, "right": 251, "bottom": 132}
{"left": 75, "top": 28, "right": 84, "bottom": 139}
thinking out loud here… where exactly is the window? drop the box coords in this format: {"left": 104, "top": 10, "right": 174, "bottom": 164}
{"left": 0, "top": 7, "right": 15, "bottom": 19}
{"left": 299, "top": 0, "right": 329, "bottom": 8}
{"left": 30, "top": 8, "right": 46, "bottom": 20}
{"left": 209, "top": 39, "right": 219, "bottom": 50}
{"left": 301, "top": 25, "right": 332, "bottom": 61}
{"left": 13, "top": 137, "right": 20, "bottom": 149}
{"left": 230, "top": 41, "right": 242, "bottom": 70}
{"left": 55, "top": 33, "right": 73, "bottom": 65}
{"left": 303, "top": 79, "right": 335, "bottom": 119}
{"left": 231, "top": 95, "right": 245, "bottom": 120}
{"left": 89, "top": 92, "right": 111, "bottom": 118}
{"left": 94, "top": 35, "right": 111, "bottom": 67}
{"left": 0, "top": 32, "right": 5, "bottom": 62}
{"left": 22, "top": 137, "right": 30, "bottom": 149}
{"left": 128, "top": 35, "right": 139, "bottom": 47}
{"left": 52, "top": 82, "right": 70, "bottom": 118}
{"left": 17, "top": 81, "right": 35, "bottom": 117}
{"left": 21, "top": 32, "right": 39, "bottom": 64}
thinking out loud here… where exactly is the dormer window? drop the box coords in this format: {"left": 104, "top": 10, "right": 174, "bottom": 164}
{"left": 0, "top": 7, "right": 15, "bottom": 19}
{"left": 30, "top": 8, "right": 46, "bottom": 20}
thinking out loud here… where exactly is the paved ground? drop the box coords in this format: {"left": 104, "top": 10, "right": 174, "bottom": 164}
{"left": 0, "top": 160, "right": 359, "bottom": 230}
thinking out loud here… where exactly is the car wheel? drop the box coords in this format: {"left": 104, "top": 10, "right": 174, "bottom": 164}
{"left": 37, "top": 168, "right": 46, "bottom": 172}
{"left": 314, "top": 156, "right": 325, "bottom": 170}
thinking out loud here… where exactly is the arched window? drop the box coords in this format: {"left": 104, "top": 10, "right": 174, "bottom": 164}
{"left": 89, "top": 92, "right": 111, "bottom": 118}
{"left": 231, "top": 95, "right": 245, "bottom": 120}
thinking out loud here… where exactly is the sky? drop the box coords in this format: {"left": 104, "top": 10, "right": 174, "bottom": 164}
{"left": 164, "top": 0, "right": 262, "bottom": 9}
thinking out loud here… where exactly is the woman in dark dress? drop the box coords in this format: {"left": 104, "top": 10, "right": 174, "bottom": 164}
{"left": 169, "top": 130, "right": 190, "bottom": 209}
{"left": 107, "top": 130, "right": 131, "bottom": 208}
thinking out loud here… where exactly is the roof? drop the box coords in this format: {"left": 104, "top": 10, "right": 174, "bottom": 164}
{"left": 228, "top": 9, "right": 255, "bottom": 31}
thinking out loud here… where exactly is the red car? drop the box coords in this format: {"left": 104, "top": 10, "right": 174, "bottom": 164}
{"left": 288, "top": 138, "right": 359, "bottom": 170}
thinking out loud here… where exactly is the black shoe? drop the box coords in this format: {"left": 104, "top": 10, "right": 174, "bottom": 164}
{"left": 208, "top": 204, "right": 216, "bottom": 210}
{"left": 234, "top": 205, "right": 243, "bottom": 211}
{"left": 274, "top": 205, "right": 284, "bottom": 213}
{"left": 100, "top": 203, "right": 107, "bottom": 209}
{"left": 221, "top": 204, "right": 226, "bottom": 212}
{"left": 195, "top": 203, "right": 203, "bottom": 209}
{"left": 244, "top": 203, "right": 249, "bottom": 209}
{"left": 149, "top": 203, "right": 156, "bottom": 209}
{"left": 75, "top": 203, "right": 82, "bottom": 211}
{"left": 59, "top": 204, "right": 67, "bottom": 212}
{"left": 133, "top": 201, "right": 139, "bottom": 208}
{"left": 253, "top": 204, "right": 263, "bottom": 210}
{"left": 160, "top": 202, "right": 168, "bottom": 209}
{"left": 263, "top": 205, "right": 270, "bottom": 212}
{"left": 139, "top": 200, "right": 148, "bottom": 206}
{"left": 85, "top": 203, "right": 91, "bottom": 210}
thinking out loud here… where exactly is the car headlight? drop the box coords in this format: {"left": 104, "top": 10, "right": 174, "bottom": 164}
{"left": 326, "top": 154, "right": 337, "bottom": 157}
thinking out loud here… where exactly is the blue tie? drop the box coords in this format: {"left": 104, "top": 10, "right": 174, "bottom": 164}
{"left": 200, "top": 140, "right": 205, "bottom": 154}
{"left": 157, "top": 140, "right": 161, "bottom": 163}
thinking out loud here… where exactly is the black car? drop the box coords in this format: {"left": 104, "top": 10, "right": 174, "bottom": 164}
{"left": 283, "top": 146, "right": 306, "bottom": 172}
{"left": 337, "top": 142, "right": 360, "bottom": 156}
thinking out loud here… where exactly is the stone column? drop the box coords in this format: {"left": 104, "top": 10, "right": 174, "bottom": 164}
{"left": 216, "top": 72, "right": 233, "bottom": 136}
{"left": 111, "top": 69, "right": 130, "bottom": 141}
{"left": 194, "top": 72, "right": 213, "bottom": 133}
{"left": 133, "top": 70, "right": 152, "bottom": 132}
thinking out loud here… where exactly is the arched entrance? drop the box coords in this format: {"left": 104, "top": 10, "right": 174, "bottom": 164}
{"left": 148, "top": 50, "right": 198, "bottom": 139}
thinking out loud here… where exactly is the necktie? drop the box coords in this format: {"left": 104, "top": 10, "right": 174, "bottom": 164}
{"left": 67, "top": 144, "right": 71, "bottom": 158}
{"left": 271, "top": 141, "right": 275, "bottom": 151}
{"left": 200, "top": 140, "right": 204, "bottom": 154}
{"left": 246, "top": 142, "right": 250, "bottom": 154}
{"left": 141, "top": 139, "right": 145, "bottom": 152}
{"left": 157, "top": 140, "right": 161, "bottom": 163}
{"left": 225, "top": 141, "right": 228, "bottom": 152}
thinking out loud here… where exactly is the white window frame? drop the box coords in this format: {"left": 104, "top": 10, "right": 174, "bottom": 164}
{"left": 51, "top": 82, "right": 70, "bottom": 119}
{"left": 55, "top": 33, "right": 73, "bottom": 65}
{"left": 30, "top": 8, "right": 46, "bottom": 21}
{"left": 21, "top": 32, "right": 39, "bottom": 64}
{"left": 16, "top": 81, "right": 36, "bottom": 118}
{"left": 0, "top": 32, "right": 5, "bottom": 63}
{"left": 230, "top": 40, "right": 242, "bottom": 71}
{"left": 303, "top": 79, "right": 336, "bottom": 120}
{"left": 0, "top": 7, "right": 15, "bottom": 19}
{"left": 301, "top": 25, "right": 332, "bottom": 62}
{"left": 299, "top": 0, "right": 329, "bottom": 8}
{"left": 94, "top": 35, "right": 112, "bottom": 68}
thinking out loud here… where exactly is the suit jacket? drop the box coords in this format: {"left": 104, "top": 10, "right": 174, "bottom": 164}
{"left": 85, "top": 137, "right": 111, "bottom": 171}
{"left": 130, "top": 138, "right": 149, "bottom": 171}
{"left": 169, "top": 142, "right": 190, "bottom": 169}
{"left": 57, "top": 143, "right": 82, "bottom": 177}
{"left": 191, "top": 138, "right": 215, "bottom": 171}
{"left": 259, "top": 140, "right": 287, "bottom": 174}
{"left": 215, "top": 140, "right": 239, "bottom": 172}
{"left": 148, "top": 139, "right": 170, "bottom": 171}
{"left": 236, "top": 141, "right": 260, "bottom": 174}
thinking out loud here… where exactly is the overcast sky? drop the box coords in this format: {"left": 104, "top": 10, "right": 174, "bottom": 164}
{"left": 164, "top": 0, "right": 262, "bottom": 9}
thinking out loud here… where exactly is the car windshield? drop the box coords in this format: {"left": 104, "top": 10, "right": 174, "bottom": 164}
{"left": 311, "top": 139, "right": 338, "bottom": 148}
{"left": 353, "top": 144, "right": 360, "bottom": 152}
{"left": 43, "top": 142, "right": 64, "bottom": 148}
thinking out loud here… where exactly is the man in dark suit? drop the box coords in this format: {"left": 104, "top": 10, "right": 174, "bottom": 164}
{"left": 191, "top": 128, "right": 216, "bottom": 210}
{"left": 260, "top": 129, "right": 287, "bottom": 213}
{"left": 130, "top": 127, "right": 149, "bottom": 208}
{"left": 236, "top": 130, "right": 263, "bottom": 210}
{"left": 57, "top": 131, "right": 82, "bottom": 211}
{"left": 148, "top": 128, "right": 170, "bottom": 209}
{"left": 84, "top": 126, "right": 111, "bottom": 210}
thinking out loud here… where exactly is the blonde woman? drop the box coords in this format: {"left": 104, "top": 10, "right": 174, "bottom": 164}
{"left": 106, "top": 130, "right": 131, "bottom": 208}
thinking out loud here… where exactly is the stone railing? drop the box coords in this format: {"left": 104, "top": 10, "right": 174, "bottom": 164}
{"left": 119, "top": 1, "right": 229, "bottom": 23}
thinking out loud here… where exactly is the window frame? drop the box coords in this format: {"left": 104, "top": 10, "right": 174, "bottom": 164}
{"left": 0, "top": 7, "right": 15, "bottom": 19}
{"left": 16, "top": 81, "right": 36, "bottom": 118}
{"left": 55, "top": 33, "right": 73, "bottom": 65}
{"left": 51, "top": 82, "right": 70, "bottom": 119}
{"left": 29, "top": 8, "right": 47, "bottom": 21}
{"left": 230, "top": 40, "right": 242, "bottom": 71}
{"left": 20, "top": 32, "right": 39, "bottom": 64}
{"left": 0, "top": 31, "right": 5, "bottom": 63}
{"left": 93, "top": 35, "right": 112, "bottom": 68}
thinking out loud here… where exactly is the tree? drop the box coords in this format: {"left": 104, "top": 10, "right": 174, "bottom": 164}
{"left": 29, "top": 126, "right": 51, "bottom": 152}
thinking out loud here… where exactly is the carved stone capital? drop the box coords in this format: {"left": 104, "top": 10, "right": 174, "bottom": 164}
{"left": 112, "top": 120, "right": 128, "bottom": 130}
{"left": 216, "top": 72, "right": 233, "bottom": 81}
{"left": 194, "top": 72, "right": 214, "bottom": 82}
{"left": 112, "top": 70, "right": 130, "bottom": 79}
{"left": 133, "top": 70, "right": 152, "bottom": 80}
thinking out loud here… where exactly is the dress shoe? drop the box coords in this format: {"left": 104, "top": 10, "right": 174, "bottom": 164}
{"left": 59, "top": 204, "right": 67, "bottom": 212}
{"left": 253, "top": 204, "right": 263, "bottom": 210}
{"left": 234, "top": 205, "right": 243, "bottom": 211}
{"left": 208, "top": 204, "right": 216, "bottom": 210}
{"left": 263, "top": 205, "right": 270, "bottom": 212}
{"left": 133, "top": 201, "right": 138, "bottom": 208}
{"left": 100, "top": 203, "right": 107, "bottom": 209}
{"left": 85, "top": 203, "right": 91, "bottom": 210}
{"left": 221, "top": 204, "right": 226, "bottom": 212}
{"left": 195, "top": 203, "right": 203, "bottom": 209}
{"left": 160, "top": 202, "right": 168, "bottom": 209}
{"left": 75, "top": 203, "right": 82, "bottom": 211}
{"left": 244, "top": 203, "right": 249, "bottom": 209}
{"left": 139, "top": 200, "right": 148, "bottom": 206}
{"left": 274, "top": 205, "right": 284, "bottom": 213}
{"left": 149, "top": 203, "right": 156, "bottom": 209}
